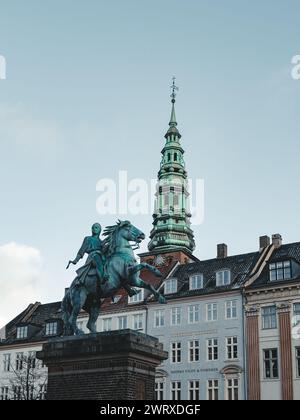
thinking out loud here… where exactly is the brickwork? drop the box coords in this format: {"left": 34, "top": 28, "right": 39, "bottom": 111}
{"left": 36, "top": 330, "right": 168, "bottom": 400}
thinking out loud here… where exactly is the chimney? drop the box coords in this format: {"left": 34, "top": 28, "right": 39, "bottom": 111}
{"left": 272, "top": 234, "right": 282, "bottom": 249}
{"left": 217, "top": 243, "right": 228, "bottom": 259}
{"left": 259, "top": 235, "right": 270, "bottom": 251}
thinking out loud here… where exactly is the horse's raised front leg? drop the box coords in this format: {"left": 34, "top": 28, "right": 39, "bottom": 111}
{"left": 129, "top": 263, "right": 163, "bottom": 278}
{"left": 69, "top": 287, "right": 88, "bottom": 335}
{"left": 134, "top": 277, "right": 167, "bottom": 304}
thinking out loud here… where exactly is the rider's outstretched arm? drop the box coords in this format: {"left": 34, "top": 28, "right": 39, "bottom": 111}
{"left": 66, "top": 237, "right": 88, "bottom": 269}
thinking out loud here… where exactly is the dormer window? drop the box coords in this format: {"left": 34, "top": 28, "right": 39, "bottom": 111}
{"left": 189, "top": 274, "right": 203, "bottom": 290}
{"left": 112, "top": 295, "right": 122, "bottom": 304}
{"left": 45, "top": 321, "right": 58, "bottom": 336}
{"left": 216, "top": 270, "right": 231, "bottom": 287}
{"left": 128, "top": 288, "right": 144, "bottom": 304}
{"left": 165, "top": 278, "right": 177, "bottom": 294}
{"left": 269, "top": 261, "right": 291, "bottom": 281}
{"left": 16, "top": 326, "right": 28, "bottom": 339}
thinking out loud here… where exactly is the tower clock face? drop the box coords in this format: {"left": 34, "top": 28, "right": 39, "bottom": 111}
{"left": 154, "top": 255, "right": 166, "bottom": 267}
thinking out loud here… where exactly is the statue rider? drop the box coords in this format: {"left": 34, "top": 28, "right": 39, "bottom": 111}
{"left": 66, "top": 222, "right": 107, "bottom": 282}
{"left": 67, "top": 223, "right": 138, "bottom": 297}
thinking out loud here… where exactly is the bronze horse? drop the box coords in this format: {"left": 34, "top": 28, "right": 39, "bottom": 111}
{"left": 62, "top": 220, "right": 166, "bottom": 335}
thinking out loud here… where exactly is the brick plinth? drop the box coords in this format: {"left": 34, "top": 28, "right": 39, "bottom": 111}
{"left": 36, "top": 330, "right": 168, "bottom": 400}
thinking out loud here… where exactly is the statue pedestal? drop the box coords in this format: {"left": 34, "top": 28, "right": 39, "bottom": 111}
{"left": 37, "top": 330, "right": 168, "bottom": 400}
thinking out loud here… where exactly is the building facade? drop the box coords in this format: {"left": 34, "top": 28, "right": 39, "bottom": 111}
{"left": 244, "top": 236, "right": 300, "bottom": 400}
{"left": 1, "top": 89, "right": 299, "bottom": 400}
{"left": 146, "top": 248, "right": 260, "bottom": 401}
{"left": 1, "top": 237, "right": 300, "bottom": 400}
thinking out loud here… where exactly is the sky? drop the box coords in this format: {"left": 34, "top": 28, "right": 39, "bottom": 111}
{"left": 0, "top": 0, "right": 300, "bottom": 327}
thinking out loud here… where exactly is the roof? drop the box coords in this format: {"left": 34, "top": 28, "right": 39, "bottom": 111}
{"left": 2, "top": 242, "right": 299, "bottom": 345}
{"left": 154, "top": 251, "right": 260, "bottom": 300}
{"left": 0, "top": 302, "right": 62, "bottom": 346}
{"left": 0, "top": 261, "right": 177, "bottom": 346}
{"left": 248, "top": 241, "right": 300, "bottom": 289}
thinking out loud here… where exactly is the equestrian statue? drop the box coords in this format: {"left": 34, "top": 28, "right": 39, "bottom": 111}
{"left": 62, "top": 220, "right": 166, "bottom": 335}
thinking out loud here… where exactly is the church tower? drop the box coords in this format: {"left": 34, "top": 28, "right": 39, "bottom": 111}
{"left": 139, "top": 79, "right": 197, "bottom": 267}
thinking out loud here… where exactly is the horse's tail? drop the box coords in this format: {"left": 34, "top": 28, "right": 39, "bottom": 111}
{"left": 61, "top": 290, "right": 72, "bottom": 331}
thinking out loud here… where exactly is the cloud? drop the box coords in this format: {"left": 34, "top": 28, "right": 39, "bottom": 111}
{"left": 0, "top": 103, "right": 64, "bottom": 152}
{"left": 0, "top": 242, "right": 45, "bottom": 329}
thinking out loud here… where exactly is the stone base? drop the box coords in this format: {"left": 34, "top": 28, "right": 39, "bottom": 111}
{"left": 37, "top": 329, "right": 168, "bottom": 400}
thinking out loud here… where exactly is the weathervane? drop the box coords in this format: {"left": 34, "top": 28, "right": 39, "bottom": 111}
{"left": 170, "top": 76, "right": 179, "bottom": 103}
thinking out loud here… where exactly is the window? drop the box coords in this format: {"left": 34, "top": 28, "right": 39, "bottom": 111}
{"left": 263, "top": 349, "right": 279, "bottom": 379}
{"left": 16, "top": 353, "right": 23, "bottom": 371}
{"left": 171, "top": 307, "right": 181, "bottom": 326}
{"left": 45, "top": 322, "right": 57, "bottom": 336}
{"left": 174, "top": 153, "right": 178, "bottom": 161}
{"left": 189, "top": 274, "right": 203, "bottom": 290}
{"left": 207, "top": 338, "right": 218, "bottom": 361}
{"left": 164, "top": 194, "right": 169, "bottom": 207}
{"left": 171, "top": 381, "right": 181, "bottom": 400}
{"left": 207, "top": 379, "right": 219, "bottom": 400}
{"left": 155, "top": 380, "right": 165, "bottom": 401}
{"left": 188, "top": 305, "right": 200, "bottom": 323}
{"left": 206, "top": 303, "right": 218, "bottom": 321}
{"left": 165, "top": 278, "right": 177, "bottom": 294}
{"left": 28, "top": 385, "right": 34, "bottom": 400}
{"left": 16, "top": 326, "right": 28, "bottom": 339}
{"left": 118, "top": 316, "right": 127, "bottom": 330}
{"left": 168, "top": 153, "right": 171, "bottom": 162}
{"left": 28, "top": 351, "right": 36, "bottom": 369}
{"left": 294, "top": 303, "right": 300, "bottom": 325}
{"left": 226, "top": 378, "right": 239, "bottom": 400}
{"left": 226, "top": 337, "right": 238, "bottom": 360}
{"left": 171, "top": 342, "right": 181, "bottom": 364}
{"left": 262, "top": 306, "right": 277, "bottom": 329}
{"left": 128, "top": 288, "right": 144, "bottom": 304}
{"left": 269, "top": 260, "right": 291, "bottom": 281}
{"left": 133, "top": 314, "right": 143, "bottom": 330}
{"left": 173, "top": 193, "right": 179, "bottom": 207}
{"left": 296, "top": 348, "right": 300, "bottom": 377}
{"left": 154, "top": 310, "right": 165, "bottom": 327}
{"left": 1, "top": 387, "right": 9, "bottom": 400}
{"left": 189, "top": 340, "right": 200, "bottom": 362}
{"left": 13, "top": 386, "right": 22, "bottom": 400}
{"left": 103, "top": 318, "right": 112, "bottom": 332}
{"left": 189, "top": 381, "right": 200, "bottom": 400}
{"left": 38, "top": 385, "right": 47, "bottom": 400}
{"left": 226, "top": 300, "right": 237, "bottom": 319}
{"left": 216, "top": 270, "right": 231, "bottom": 286}
{"left": 112, "top": 295, "right": 122, "bottom": 304}
{"left": 3, "top": 354, "right": 10, "bottom": 372}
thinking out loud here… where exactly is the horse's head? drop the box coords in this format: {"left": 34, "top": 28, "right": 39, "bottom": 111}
{"left": 117, "top": 220, "right": 145, "bottom": 243}
{"left": 103, "top": 220, "right": 145, "bottom": 255}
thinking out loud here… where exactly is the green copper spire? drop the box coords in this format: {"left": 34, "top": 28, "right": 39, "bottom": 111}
{"left": 148, "top": 79, "right": 195, "bottom": 254}
{"left": 169, "top": 77, "right": 178, "bottom": 127}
